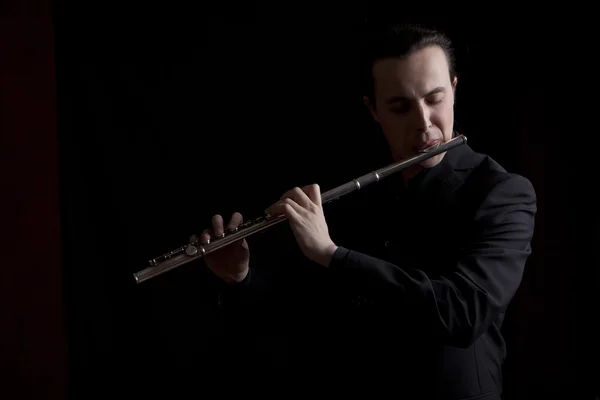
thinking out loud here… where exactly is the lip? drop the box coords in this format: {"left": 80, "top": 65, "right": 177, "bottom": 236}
{"left": 414, "top": 139, "right": 441, "bottom": 153}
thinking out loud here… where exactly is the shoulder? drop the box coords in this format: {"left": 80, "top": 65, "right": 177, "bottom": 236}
{"left": 443, "top": 145, "right": 537, "bottom": 223}
{"left": 459, "top": 151, "right": 537, "bottom": 223}
{"left": 453, "top": 146, "right": 536, "bottom": 201}
{"left": 478, "top": 154, "right": 535, "bottom": 201}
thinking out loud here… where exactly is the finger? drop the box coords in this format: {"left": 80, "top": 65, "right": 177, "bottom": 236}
{"left": 302, "top": 183, "right": 322, "bottom": 207}
{"left": 212, "top": 214, "right": 225, "bottom": 237}
{"left": 280, "top": 186, "right": 312, "bottom": 208}
{"left": 226, "top": 212, "right": 244, "bottom": 231}
{"left": 199, "top": 228, "right": 211, "bottom": 244}
{"left": 266, "top": 198, "right": 303, "bottom": 218}
{"left": 268, "top": 200, "right": 301, "bottom": 222}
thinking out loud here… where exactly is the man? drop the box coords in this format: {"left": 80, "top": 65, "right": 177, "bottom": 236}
{"left": 196, "top": 24, "right": 536, "bottom": 398}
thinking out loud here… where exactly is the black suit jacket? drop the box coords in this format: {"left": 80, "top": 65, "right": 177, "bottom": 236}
{"left": 140, "top": 143, "right": 536, "bottom": 399}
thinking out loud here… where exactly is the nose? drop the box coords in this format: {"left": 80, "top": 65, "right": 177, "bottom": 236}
{"left": 412, "top": 101, "right": 432, "bottom": 133}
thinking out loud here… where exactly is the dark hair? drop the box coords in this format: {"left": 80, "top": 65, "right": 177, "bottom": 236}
{"left": 360, "top": 24, "right": 457, "bottom": 108}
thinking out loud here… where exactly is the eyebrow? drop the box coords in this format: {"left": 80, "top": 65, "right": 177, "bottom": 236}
{"left": 385, "top": 87, "right": 446, "bottom": 104}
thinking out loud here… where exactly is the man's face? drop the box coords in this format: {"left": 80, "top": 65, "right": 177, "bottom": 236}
{"left": 364, "top": 45, "right": 457, "bottom": 171}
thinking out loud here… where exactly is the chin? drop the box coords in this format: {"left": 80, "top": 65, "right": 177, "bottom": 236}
{"left": 420, "top": 154, "right": 444, "bottom": 168}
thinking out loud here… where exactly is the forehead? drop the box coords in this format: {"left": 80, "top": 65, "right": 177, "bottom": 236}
{"left": 371, "top": 45, "right": 451, "bottom": 97}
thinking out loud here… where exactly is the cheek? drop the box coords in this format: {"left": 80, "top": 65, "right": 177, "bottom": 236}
{"left": 379, "top": 112, "right": 406, "bottom": 136}
{"left": 380, "top": 128, "right": 412, "bottom": 156}
{"left": 378, "top": 114, "right": 414, "bottom": 153}
{"left": 432, "top": 105, "right": 454, "bottom": 134}
{"left": 380, "top": 118, "right": 406, "bottom": 143}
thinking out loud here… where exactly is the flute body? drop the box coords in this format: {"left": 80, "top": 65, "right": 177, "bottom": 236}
{"left": 133, "top": 134, "right": 467, "bottom": 284}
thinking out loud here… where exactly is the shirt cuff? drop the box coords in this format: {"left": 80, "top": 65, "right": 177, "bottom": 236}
{"left": 328, "top": 246, "right": 350, "bottom": 269}
{"left": 223, "top": 268, "right": 252, "bottom": 291}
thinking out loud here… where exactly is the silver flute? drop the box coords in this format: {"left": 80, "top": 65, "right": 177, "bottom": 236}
{"left": 133, "top": 134, "right": 467, "bottom": 284}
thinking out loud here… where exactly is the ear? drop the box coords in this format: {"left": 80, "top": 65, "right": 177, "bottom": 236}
{"left": 451, "top": 76, "right": 458, "bottom": 105}
{"left": 363, "top": 95, "right": 380, "bottom": 123}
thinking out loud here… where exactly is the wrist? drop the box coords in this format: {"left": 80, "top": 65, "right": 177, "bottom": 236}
{"left": 315, "top": 243, "right": 339, "bottom": 268}
{"left": 221, "top": 268, "right": 249, "bottom": 286}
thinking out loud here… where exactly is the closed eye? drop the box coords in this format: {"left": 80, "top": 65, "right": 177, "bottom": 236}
{"left": 389, "top": 104, "right": 409, "bottom": 114}
{"left": 426, "top": 93, "right": 445, "bottom": 105}
{"left": 390, "top": 97, "right": 443, "bottom": 114}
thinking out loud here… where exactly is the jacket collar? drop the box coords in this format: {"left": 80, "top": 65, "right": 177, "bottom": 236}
{"left": 406, "top": 135, "right": 484, "bottom": 194}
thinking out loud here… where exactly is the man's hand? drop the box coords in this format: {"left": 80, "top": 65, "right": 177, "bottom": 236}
{"left": 265, "top": 184, "right": 338, "bottom": 267}
{"left": 201, "top": 212, "right": 250, "bottom": 285}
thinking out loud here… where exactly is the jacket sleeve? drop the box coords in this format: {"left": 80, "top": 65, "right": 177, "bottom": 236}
{"left": 327, "top": 173, "right": 537, "bottom": 348}
{"left": 212, "top": 222, "right": 326, "bottom": 330}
